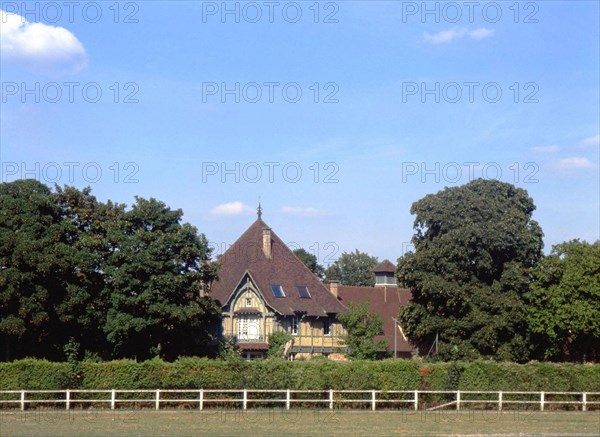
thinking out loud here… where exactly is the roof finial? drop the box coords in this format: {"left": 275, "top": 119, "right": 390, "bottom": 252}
{"left": 257, "top": 200, "right": 262, "bottom": 220}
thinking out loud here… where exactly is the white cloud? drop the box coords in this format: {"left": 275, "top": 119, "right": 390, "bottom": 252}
{"left": 530, "top": 145, "right": 560, "bottom": 153}
{"left": 423, "top": 27, "right": 494, "bottom": 44}
{"left": 281, "top": 206, "right": 332, "bottom": 218}
{"left": 209, "top": 201, "right": 253, "bottom": 217}
{"left": 579, "top": 134, "right": 600, "bottom": 148}
{"left": 552, "top": 157, "right": 597, "bottom": 170}
{"left": 0, "top": 10, "right": 87, "bottom": 74}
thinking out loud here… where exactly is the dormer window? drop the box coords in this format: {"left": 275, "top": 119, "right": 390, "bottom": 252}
{"left": 271, "top": 284, "right": 285, "bottom": 298}
{"left": 296, "top": 286, "right": 311, "bottom": 299}
{"left": 375, "top": 273, "right": 395, "bottom": 286}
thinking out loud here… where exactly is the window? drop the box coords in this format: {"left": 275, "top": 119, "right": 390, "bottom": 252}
{"left": 324, "top": 316, "right": 332, "bottom": 336}
{"left": 245, "top": 298, "right": 252, "bottom": 307}
{"left": 295, "top": 285, "right": 311, "bottom": 299}
{"left": 290, "top": 316, "right": 299, "bottom": 335}
{"left": 271, "top": 284, "right": 285, "bottom": 298}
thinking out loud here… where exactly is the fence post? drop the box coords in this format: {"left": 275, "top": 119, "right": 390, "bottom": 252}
{"left": 155, "top": 389, "right": 160, "bottom": 411}
{"left": 111, "top": 389, "right": 116, "bottom": 410}
{"left": 243, "top": 389, "right": 247, "bottom": 410}
{"left": 498, "top": 391, "right": 503, "bottom": 411}
{"left": 582, "top": 392, "right": 587, "bottom": 412}
{"left": 329, "top": 389, "right": 334, "bottom": 410}
{"left": 66, "top": 389, "right": 70, "bottom": 410}
{"left": 456, "top": 391, "right": 461, "bottom": 411}
{"left": 199, "top": 389, "right": 204, "bottom": 411}
{"left": 540, "top": 392, "right": 544, "bottom": 411}
{"left": 414, "top": 390, "right": 418, "bottom": 411}
{"left": 286, "top": 389, "right": 290, "bottom": 410}
{"left": 20, "top": 390, "right": 25, "bottom": 411}
{"left": 371, "top": 390, "right": 376, "bottom": 411}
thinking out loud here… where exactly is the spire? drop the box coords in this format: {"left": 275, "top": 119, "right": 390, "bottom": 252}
{"left": 257, "top": 202, "right": 262, "bottom": 220}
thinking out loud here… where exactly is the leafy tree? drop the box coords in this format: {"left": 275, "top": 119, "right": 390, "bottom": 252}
{"left": 398, "top": 179, "right": 544, "bottom": 362}
{"left": 216, "top": 337, "right": 243, "bottom": 361}
{"left": 0, "top": 181, "right": 222, "bottom": 362}
{"left": 338, "top": 302, "right": 387, "bottom": 359}
{"left": 102, "top": 196, "right": 221, "bottom": 360}
{"left": 0, "top": 180, "right": 75, "bottom": 360}
{"left": 293, "top": 248, "right": 325, "bottom": 279}
{"left": 324, "top": 250, "right": 378, "bottom": 286}
{"left": 53, "top": 185, "right": 125, "bottom": 359}
{"left": 267, "top": 331, "right": 292, "bottom": 358}
{"left": 527, "top": 240, "right": 600, "bottom": 362}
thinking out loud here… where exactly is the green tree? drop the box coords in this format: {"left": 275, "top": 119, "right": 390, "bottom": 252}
{"left": 527, "top": 240, "right": 600, "bottom": 362}
{"left": 102, "top": 196, "right": 221, "bottom": 360}
{"left": 338, "top": 302, "right": 387, "bottom": 359}
{"left": 398, "top": 179, "right": 543, "bottom": 362}
{"left": 293, "top": 248, "right": 325, "bottom": 279}
{"left": 0, "top": 180, "right": 74, "bottom": 360}
{"left": 1, "top": 181, "right": 223, "bottom": 362}
{"left": 53, "top": 185, "right": 126, "bottom": 359}
{"left": 324, "top": 250, "right": 378, "bottom": 286}
{"left": 267, "top": 331, "right": 292, "bottom": 358}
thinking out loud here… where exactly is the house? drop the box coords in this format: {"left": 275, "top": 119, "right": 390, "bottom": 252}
{"left": 335, "top": 260, "right": 416, "bottom": 358}
{"left": 210, "top": 206, "right": 347, "bottom": 360}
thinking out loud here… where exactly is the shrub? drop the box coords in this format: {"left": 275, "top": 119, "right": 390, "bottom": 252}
{"left": 1, "top": 359, "right": 598, "bottom": 392}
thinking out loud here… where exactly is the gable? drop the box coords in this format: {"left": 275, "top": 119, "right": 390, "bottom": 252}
{"left": 210, "top": 218, "right": 346, "bottom": 316}
{"left": 225, "top": 272, "right": 270, "bottom": 315}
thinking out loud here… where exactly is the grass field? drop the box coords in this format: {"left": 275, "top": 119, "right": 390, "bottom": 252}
{"left": 1, "top": 409, "right": 599, "bottom": 436}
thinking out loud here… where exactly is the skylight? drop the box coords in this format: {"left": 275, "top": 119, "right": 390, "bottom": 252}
{"left": 296, "top": 286, "right": 311, "bottom": 299}
{"left": 271, "top": 284, "right": 285, "bottom": 298}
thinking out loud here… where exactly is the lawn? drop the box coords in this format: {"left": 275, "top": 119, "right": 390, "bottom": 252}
{"left": 1, "top": 409, "right": 599, "bottom": 436}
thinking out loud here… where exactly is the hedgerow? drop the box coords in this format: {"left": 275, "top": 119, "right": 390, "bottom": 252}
{"left": 1, "top": 359, "right": 598, "bottom": 392}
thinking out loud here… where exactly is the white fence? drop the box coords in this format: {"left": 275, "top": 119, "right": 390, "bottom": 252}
{"left": 0, "top": 389, "right": 598, "bottom": 412}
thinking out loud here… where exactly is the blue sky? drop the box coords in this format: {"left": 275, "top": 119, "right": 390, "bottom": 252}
{"left": 1, "top": 1, "right": 599, "bottom": 264}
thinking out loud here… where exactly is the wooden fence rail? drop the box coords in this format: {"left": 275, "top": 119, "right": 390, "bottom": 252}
{"left": 1, "top": 390, "right": 598, "bottom": 412}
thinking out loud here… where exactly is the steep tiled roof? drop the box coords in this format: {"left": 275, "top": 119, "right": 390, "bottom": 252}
{"left": 372, "top": 259, "right": 396, "bottom": 273}
{"left": 211, "top": 218, "right": 346, "bottom": 316}
{"left": 337, "top": 285, "right": 414, "bottom": 353}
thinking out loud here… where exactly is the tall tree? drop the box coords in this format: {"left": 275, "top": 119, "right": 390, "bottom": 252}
{"left": 398, "top": 179, "right": 543, "bottom": 362}
{"left": 338, "top": 302, "right": 387, "bottom": 359}
{"left": 53, "top": 185, "right": 126, "bottom": 359}
{"left": 324, "top": 250, "right": 378, "bottom": 286}
{"left": 527, "top": 240, "right": 600, "bottom": 362}
{"left": 1, "top": 181, "right": 222, "bottom": 361}
{"left": 293, "top": 248, "right": 325, "bottom": 279}
{"left": 0, "top": 180, "right": 74, "bottom": 360}
{"left": 103, "top": 197, "right": 221, "bottom": 360}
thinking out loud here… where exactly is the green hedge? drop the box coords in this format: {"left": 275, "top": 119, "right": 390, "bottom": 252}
{"left": 1, "top": 358, "right": 599, "bottom": 392}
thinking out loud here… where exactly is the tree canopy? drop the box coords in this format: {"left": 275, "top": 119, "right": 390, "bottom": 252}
{"left": 338, "top": 302, "right": 387, "bottom": 359}
{"left": 397, "top": 179, "right": 544, "bottom": 362}
{"left": 324, "top": 250, "right": 378, "bottom": 286}
{"left": 0, "top": 180, "right": 74, "bottom": 360}
{"left": 293, "top": 248, "right": 325, "bottom": 279}
{"left": 0, "top": 180, "right": 220, "bottom": 361}
{"left": 527, "top": 240, "right": 600, "bottom": 362}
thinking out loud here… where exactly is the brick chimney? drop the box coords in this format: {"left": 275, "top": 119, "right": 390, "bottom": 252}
{"left": 262, "top": 227, "right": 272, "bottom": 258}
{"left": 328, "top": 280, "right": 339, "bottom": 298}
